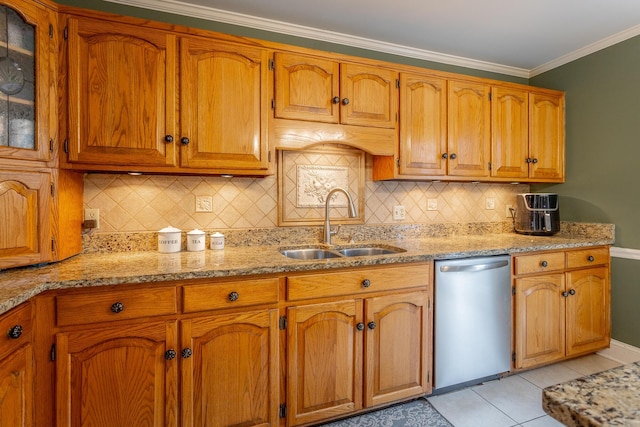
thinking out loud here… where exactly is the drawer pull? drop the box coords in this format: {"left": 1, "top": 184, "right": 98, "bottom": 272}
{"left": 228, "top": 292, "right": 239, "bottom": 302}
{"left": 361, "top": 279, "right": 371, "bottom": 288}
{"left": 540, "top": 260, "right": 548, "bottom": 267}
{"left": 356, "top": 322, "right": 365, "bottom": 331}
{"left": 368, "top": 321, "right": 377, "bottom": 330}
{"left": 165, "top": 349, "right": 177, "bottom": 360}
{"left": 111, "top": 302, "right": 124, "bottom": 313}
{"left": 7, "top": 325, "right": 22, "bottom": 339}
{"left": 181, "top": 348, "right": 193, "bottom": 359}
{"left": 588, "top": 255, "right": 595, "bottom": 262}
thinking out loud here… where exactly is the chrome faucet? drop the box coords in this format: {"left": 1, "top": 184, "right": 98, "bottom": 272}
{"left": 324, "top": 187, "right": 357, "bottom": 245}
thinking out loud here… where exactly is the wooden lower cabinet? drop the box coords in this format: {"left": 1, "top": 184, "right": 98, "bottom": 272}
{"left": 513, "top": 247, "right": 610, "bottom": 370}
{"left": 286, "top": 290, "right": 431, "bottom": 426}
{"left": 180, "top": 309, "right": 279, "bottom": 427}
{"left": 0, "top": 302, "right": 34, "bottom": 427}
{"left": 55, "top": 321, "right": 179, "bottom": 427}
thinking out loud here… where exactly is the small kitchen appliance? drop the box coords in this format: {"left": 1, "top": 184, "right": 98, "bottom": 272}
{"left": 513, "top": 193, "right": 560, "bottom": 236}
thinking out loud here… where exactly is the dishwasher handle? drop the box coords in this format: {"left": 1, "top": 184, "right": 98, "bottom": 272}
{"left": 439, "top": 260, "right": 509, "bottom": 273}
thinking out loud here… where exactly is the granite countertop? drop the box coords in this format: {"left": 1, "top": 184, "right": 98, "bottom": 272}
{"left": 0, "top": 223, "right": 614, "bottom": 315}
{"left": 543, "top": 362, "right": 640, "bottom": 426}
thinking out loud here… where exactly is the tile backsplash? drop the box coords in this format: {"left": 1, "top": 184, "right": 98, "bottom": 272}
{"left": 83, "top": 154, "right": 529, "bottom": 233}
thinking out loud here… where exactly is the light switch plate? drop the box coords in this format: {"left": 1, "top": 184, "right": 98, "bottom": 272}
{"left": 393, "top": 205, "right": 406, "bottom": 220}
{"left": 84, "top": 208, "right": 100, "bottom": 229}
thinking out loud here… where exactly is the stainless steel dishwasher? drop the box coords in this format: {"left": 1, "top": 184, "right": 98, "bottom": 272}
{"left": 434, "top": 255, "right": 511, "bottom": 391}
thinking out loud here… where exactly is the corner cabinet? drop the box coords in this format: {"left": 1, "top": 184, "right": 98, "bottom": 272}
{"left": 513, "top": 246, "right": 610, "bottom": 370}
{"left": 284, "top": 263, "right": 432, "bottom": 426}
{"left": 61, "top": 14, "right": 272, "bottom": 175}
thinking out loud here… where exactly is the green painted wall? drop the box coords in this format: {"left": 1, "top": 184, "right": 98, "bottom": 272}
{"left": 531, "top": 36, "right": 640, "bottom": 347}
{"left": 54, "top": 0, "right": 527, "bottom": 84}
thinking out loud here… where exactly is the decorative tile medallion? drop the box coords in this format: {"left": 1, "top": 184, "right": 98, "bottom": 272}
{"left": 296, "top": 165, "right": 349, "bottom": 208}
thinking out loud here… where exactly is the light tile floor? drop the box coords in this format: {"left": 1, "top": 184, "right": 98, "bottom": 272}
{"left": 427, "top": 354, "right": 625, "bottom": 427}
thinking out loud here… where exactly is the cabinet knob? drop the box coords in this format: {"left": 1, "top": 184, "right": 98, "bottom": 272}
{"left": 356, "top": 322, "right": 365, "bottom": 331}
{"left": 367, "top": 321, "right": 377, "bottom": 330}
{"left": 181, "top": 348, "right": 193, "bottom": 358}
{"left": 532, "top": 158, "right": 538, "bottom": 164}
{"left": 228, "top": 291, "right": 239, "bottom": 302}
{"left": 450, "top": 153, "right": 457, "bottom": 160}
{"left": 587, "top": 255, "right": 595, "bottom": 262}
{"left": 7, "top": 325, "right": 22, "bottom": 339}
{"left": 569, "top": 289, "right": 576, "bottom": 295}
{"left": 540, "top": 260, "right": 548, "bottom": 267}
{"left": 164, "top": 134, "right": 174, "bottom": 143}
{"left": 562, "top": 291, "right": 569, "bottom": 297}
{"left": 361, "top": 279, "right": 371, "bottom": 288}
{"left": 341, "top": 98, "right": 350, "bottom": 106}
{"left": 180, "top": 137, "right": 190, "bottom": 145}
{"left": 111, "top": 302, "right": 124, "bottom": 313}
{"left": 526, "top": 157, "right": 532, "bottom": 163}
{"left": 332, "top": 96, "right": 340, "bottom": 104}
{"left": 165, "top": 349, "right": 177, "bottom": 360}
{"left": 441, "top": 153, "right": 448, "bottom": 159}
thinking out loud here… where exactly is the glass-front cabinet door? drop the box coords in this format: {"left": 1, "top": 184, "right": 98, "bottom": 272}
{"left": 0, "top": 0, "right": 50, "bottom": 162}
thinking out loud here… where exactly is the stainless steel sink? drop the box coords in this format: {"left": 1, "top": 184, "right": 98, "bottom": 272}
{"left": 279, "top": 248, "right": 341, "bottom": 260}
{"left": 336, "top": 246, "right": 405, "bottom": 257}
{"left": 279, "top": 245, "right": 405, "bottom": 259}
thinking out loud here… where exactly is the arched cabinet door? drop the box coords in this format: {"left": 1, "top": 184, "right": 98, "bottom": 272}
{"left": 0, "top": 0, "right": 51, "bottom": 162}
{"left": 0, "top": 170, "right": 51, "bottom": 269}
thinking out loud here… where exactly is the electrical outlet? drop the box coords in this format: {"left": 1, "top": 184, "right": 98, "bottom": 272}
{"left": 485, "top": 197, "right": 495, "bottom": 210}
{"left": 427, "top": 199, "right": 438, "bottom": 211}
{"left": 393, "top": 205, "right": 406, "bottom": 220}
{"left": 506, "top": 205, "right": 515, "bottom": 218}
{"left": 195, "top": 196, "right": 213, "bottom": 213}
{"left": 84, "top": 208, "right": 100, "bottom": 229}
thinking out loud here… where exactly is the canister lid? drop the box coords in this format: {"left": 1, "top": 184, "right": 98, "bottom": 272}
{"left": 159, "top": 226, "right": 181, "bottom": 233}
{"left": 187, "top": 228, "right": 205, "bottom": 235}
{"left": 210, "top": 232, "right": 224, "bottom": 237}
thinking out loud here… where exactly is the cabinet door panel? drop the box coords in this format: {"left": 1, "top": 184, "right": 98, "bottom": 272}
{"left": 287, "top": 300, "right": 363, "bottom": 426}
{"left": 491, "top": 87, "right": 529, "bottom": 178}
{"left": 56, "top": 321, "right": 178, "bottom": 427}
{"left": 180, "top": 37, "right": 269, "bottom": 170}
{"left": 514, "top": 274, "right": 565, "bottom": 369}
{"left": 566, "top": 267, "right": 610, "bottom": 356}
{"left": 399, "top": 73, "right": 447, "bottom": 176}
{"left": 365, "top": 292, "right": 430, "bottom": 407}
{"left": 0, "top": 170, "right": 51, "bottom": 269}
{"left": 529, "top": 92, "right": 564, "bottom": 180}
{"left": 66, "top": 17, "right": 177, "bottom": 167}
{"left": 274, "top": 52, "right": 339, "bottom": 123}
{"left": 0, "top": 344, "right": 33, "bottom": 427}
{"left": 340, "top": 63, "right": 397, "bottom": 128}
{"left": 181, "top": 310, "right": 279, "bottom": 427}
{"left": 447, "top": 80, "right": 490, "bottom": 177}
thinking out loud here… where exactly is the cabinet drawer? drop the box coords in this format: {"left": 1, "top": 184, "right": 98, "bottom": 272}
{"left": 56, "top": 287, "right": 177, "bottom": 326}
{"left": 514, "top": 252, "right": 565, "bottom": 275}
{"left": 566, "top": 247, "right": 609, "bottom": 269}
{"left": 182, "top": 278, "right": 279, "bottom": 313}
{"left": 287, "top": 264, "right": 430, "bottom": 301}
{"left": 0, "top": 302, "right": 32, "bottom": 358}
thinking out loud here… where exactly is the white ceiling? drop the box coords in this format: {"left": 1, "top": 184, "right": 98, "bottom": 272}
{"left": 107, "top": 0, "right": 640, "bottom": 78}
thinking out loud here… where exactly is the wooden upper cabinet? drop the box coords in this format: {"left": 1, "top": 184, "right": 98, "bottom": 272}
{"left": 274, "top": 52, "right": 397, "bottom": 129}
{"left": 65, "top": 17, "right": 178, "bottom": 167}
{"left": 491, "top": 86, "right": 529, "bottom": 179}
{"left": 398, "top": 73, "right": 447, "bottom": 176}
{"left": 0, "top": 0, "right": 51, "bottom": 163}
{"left": 274, "top": 52, "right": 339, "bottom": 123}
{"left": 529, "top": 91, "right": 565, "bottom": 181}
{"left": 179, "top": 37, "right": 270, "bottom": 171}
{"left": 447, "top": 79, "right": 491, "bottom": 177}
{"left": 0, "top": 170, "right": 51, "bottom": 269}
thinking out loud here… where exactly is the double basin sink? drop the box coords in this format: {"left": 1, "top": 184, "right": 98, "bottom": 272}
{"left": 279, "top": 245, "right": 406, "bottom": 260}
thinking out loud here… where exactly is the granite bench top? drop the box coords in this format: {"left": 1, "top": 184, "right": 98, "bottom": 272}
{"left": 543, "top": 362, "right": 640, "bottom": 426}
{"left": 0, "top": 227, "right": 614, "bottom": 316}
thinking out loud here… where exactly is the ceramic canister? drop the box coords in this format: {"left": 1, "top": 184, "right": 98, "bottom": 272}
{"left": 158, "top": 226, "right": 182, "bottom": 253}
{"left": 187, "top": 229, "right": 206, "bottom": 251}
{"left": 210, "top": 232, "right": 225, "bottom": 250}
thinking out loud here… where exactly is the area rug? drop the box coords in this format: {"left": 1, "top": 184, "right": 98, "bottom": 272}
{"left": 319, "top": 398, "right": 453, "bottom": 427}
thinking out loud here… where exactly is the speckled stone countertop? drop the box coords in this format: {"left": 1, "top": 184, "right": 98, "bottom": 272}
{"left": 0, "top": 222, "right": 614, "bottom": 315}
{"left": 543, "top": 362, "right": 640, "bottom": 426}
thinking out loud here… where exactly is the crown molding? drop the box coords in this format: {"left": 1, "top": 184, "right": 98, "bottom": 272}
{"left": 104, "top": 0, "right": 530, "bottom": 78}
